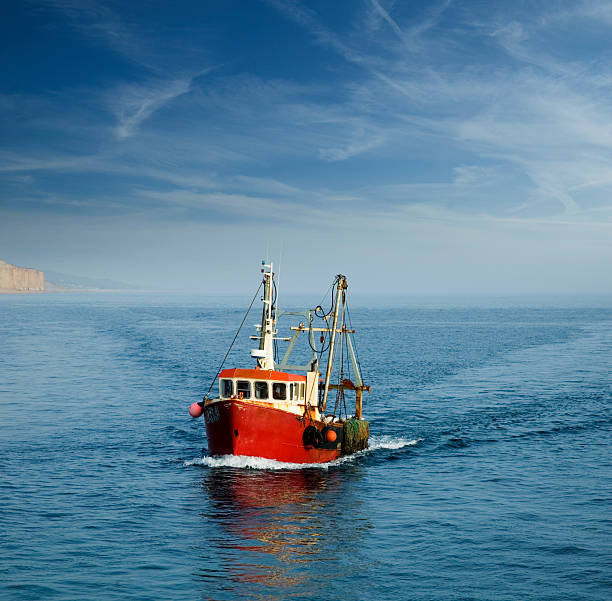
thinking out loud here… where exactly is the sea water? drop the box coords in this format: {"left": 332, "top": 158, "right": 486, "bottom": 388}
{"left": 1, "top": 293, "right": 610, "bottom": 601}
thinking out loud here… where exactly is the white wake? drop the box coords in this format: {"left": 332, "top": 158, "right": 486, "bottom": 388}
{"left": 369, "top": 435, "right": 423, "bottom": 450}
{"left": 184, "top": 436, "right": 421, "bottom": 470}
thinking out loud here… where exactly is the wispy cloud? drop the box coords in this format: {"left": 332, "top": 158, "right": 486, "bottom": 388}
{"left": 231, "top": 176, "right": 300, "bottom": 197}
{"left": 110, "top": 77, "right": 193, "bottom": 139}
{"left": 369, "top": 0, "right": 405, "bottom": 42}
{"left": 268, "top": 1, "right": 612, "bottom": 220}
{"left": 6, "top": 1, "right": 612, "bottom": 231}
{"left": 0, "top": 151, "right": 87, "bottom": 173}
{"left": 369, "top": 0, "right": 452, "bottom": 48}
{"left": 33, "top": 0, "right": 150, "bottom": 67}
{"left": 133, "top": 188, "right": 324, "bottom": 226}
{"left": 318, "top": 128, "right": 386, "bottom": 161}
{"left": 265, "top": 0, "right": 408, "bottom": 93}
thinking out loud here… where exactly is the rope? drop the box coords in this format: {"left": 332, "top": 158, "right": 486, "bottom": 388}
{"left": 314, "top": 278, "right": 336, "bottom": 319}
{"left": 346, "top": 302, "right": 364, "bottom": 379}
{"left": 202, "top": 280, "right": 263, "bottom": 400}
{"left": 345, "top": 301, "right": 366, "bottom": 416}
{"left": 308, "top": 276, "right": 338, "bottom": 355}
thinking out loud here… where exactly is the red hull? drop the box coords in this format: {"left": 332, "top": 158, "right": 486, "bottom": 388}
{"left": 203, "top": 400, "right": 341, "bottom": 463}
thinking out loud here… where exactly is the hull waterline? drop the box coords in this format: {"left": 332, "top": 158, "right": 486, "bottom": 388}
{"left": 204, "top": 400, "right": 342, "bottom": 464}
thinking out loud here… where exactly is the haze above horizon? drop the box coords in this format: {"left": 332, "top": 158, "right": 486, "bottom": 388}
{"left": 1, "top": 1, "right": 611, "bottom": 295}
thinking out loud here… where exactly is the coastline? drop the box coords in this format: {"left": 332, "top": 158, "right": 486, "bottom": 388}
{"left": 0, "top": 288, "right": 135, "bottom": 294}
{"left": 0, "top": 289, "right": 46, "bottom": 294}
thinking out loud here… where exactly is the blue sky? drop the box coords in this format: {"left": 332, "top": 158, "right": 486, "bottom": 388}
{"left": 1, "top": 0, "right": 612, "bottom": 294}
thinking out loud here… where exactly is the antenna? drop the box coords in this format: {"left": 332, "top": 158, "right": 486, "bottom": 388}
{"left": 276, "top": 242, "right": 284, "bottom": 310}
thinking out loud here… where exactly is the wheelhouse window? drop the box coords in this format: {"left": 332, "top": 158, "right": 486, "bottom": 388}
{"left": 254, "top": 381, "right": 269, "bottom": 399}
{"left": 236, "top": 380, "right": 251, "bottom": 399}
{"left": 272, "top": 382, "right": 286, "bottom": 400}
{"left": 300, "top": 382, "right": 305, "bottom": 400}
{"left": 289, "top": 383, "right": 294, "bottom": 400}
{"left": 221, "top": 379, "right": 233, "bottom": 398}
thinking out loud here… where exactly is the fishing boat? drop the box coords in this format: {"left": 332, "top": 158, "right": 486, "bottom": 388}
{"left": 189, "top": 261, "right": 370, "bottom": 464}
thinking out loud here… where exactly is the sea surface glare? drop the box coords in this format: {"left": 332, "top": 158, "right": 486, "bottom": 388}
{"left": 1, "top": 293, "right": 611, "bottom": 601}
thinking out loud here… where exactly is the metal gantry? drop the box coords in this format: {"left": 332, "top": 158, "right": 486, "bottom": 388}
{"left": 250, "top": 266, "right": 369, "bottom": 419}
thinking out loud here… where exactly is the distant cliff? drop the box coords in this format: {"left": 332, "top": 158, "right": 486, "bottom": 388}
{"left": 0, "top": 259, "right": 44, "bottom": 292}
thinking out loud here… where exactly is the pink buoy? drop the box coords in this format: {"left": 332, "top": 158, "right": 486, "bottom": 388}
{"left": 189, "top": 402, "right": 203, "bottom": 418}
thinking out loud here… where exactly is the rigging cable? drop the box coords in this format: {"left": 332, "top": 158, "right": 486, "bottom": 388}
{"left": 333, "top": 299, "right": 348, "bottom": 419}
{"left": 345, "top": 302, "right": 364, "bottom": 377}
{"left": 345, "top": 301, "right": 367, "bottom": 413}
{"left": 202, "top": 280, "right": 263, "bottom": 401}
{"left": 308, "top": 276, "right": 338, "bottom": 356}
{"left": 314, "top": 277, "right": 337, "bottom": 320}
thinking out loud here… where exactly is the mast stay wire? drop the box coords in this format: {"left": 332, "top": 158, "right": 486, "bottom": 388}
{"left": 345, "top": 301, "right": 367, "bottom": 414}
{"left": 332, "top": 299, "right": 347, "bottom": 419}
{"left": 202, "top": 280, "right": 263, "bottom": 401}
{"left": 345, "top": 302, "right": 364, "bottom": 378}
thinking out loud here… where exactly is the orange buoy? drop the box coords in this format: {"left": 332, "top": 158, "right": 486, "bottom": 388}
{"left": 189, "top": 402, "right": 203, "bottom": 418}
{"left": 325, "top": 428, "right": 337, "bottom": 443}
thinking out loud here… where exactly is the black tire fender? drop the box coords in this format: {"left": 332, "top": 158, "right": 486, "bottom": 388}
{"left": 302, "top": 425, "right": 323, "bottom": 447}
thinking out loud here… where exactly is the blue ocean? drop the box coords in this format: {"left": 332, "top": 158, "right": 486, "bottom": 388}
{"left": 1, "top": 293, "right": 611, "bottom": 601}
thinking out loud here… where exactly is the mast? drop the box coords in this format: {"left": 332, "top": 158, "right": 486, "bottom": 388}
{"left": 253, "top": 262, "right": 275, "bottom": 370}
{"left": 321, "top": 275, "right": 347, "bottom": 413}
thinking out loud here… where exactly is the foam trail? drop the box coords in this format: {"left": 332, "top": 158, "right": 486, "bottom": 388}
{"left": 185, "top": 455, "right": 334, "bottom": 470}
{"left": 184, "top": 436, "right": 422, "bottom": 470}
{"left": 369, "top": 435, "right": 422, "bottom": 450}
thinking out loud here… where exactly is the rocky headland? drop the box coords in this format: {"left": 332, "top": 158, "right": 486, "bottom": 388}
{"left": 0, "top": 259, "right": 44, "bottom": 293}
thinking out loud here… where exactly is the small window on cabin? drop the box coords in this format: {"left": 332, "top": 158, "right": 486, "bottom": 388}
{"left": 254, "top": 381, "right": 269, "bottom": 399}
{"left": 289, "top": 383, "right": 294, "bottom": 400}
{"left": 300, "top": 382, "right": 305, "bottom": 400}
{"left": 221, "top": 379, "right": 233, "bottom": 398}
{"left": 236, "top": 380, "right": 250, "bottom": 399}
{"left": 272, "top": 382, "right": 286, "bottom": 400}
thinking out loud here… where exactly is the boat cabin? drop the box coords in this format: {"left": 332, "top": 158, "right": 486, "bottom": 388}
{"left": 218, "top": 368, "right": 319, "bottom": 416}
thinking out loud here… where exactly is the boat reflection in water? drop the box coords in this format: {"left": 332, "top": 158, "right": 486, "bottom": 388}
{"left": 197, "top": 465, "right": 369, "bottom": 599}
